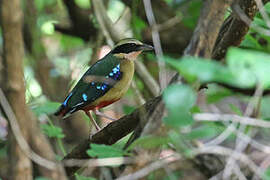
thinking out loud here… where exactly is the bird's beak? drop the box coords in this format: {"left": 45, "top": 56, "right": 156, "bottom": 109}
{"left": 140, "top": 44, "right": 154, "bottom": 51}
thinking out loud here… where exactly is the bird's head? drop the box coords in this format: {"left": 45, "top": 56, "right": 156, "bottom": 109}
{"left": 111, "top": 38, "right": 154, "bottom": 60}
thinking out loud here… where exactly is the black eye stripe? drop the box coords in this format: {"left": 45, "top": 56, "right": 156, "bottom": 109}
{"left": 111, "top": 43, "right": 141, "bottom": 54}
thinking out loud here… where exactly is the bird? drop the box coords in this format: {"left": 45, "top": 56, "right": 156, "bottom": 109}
{"left": 54, "top": 38, "right": 154, "bottom": 130}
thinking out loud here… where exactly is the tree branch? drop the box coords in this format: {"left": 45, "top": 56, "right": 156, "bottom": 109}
{"left": 184, "top": 0, "right": 233, "bottom": 57}
{"left": 212, "top": 0, "right": 270, "bottom": 60}
{"left": 63, "top": 96, "right": 162, "bottom": 176}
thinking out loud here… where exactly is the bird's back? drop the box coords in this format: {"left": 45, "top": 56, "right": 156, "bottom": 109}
{"left": 54, "top": 53, "right": 134, "bottom": 117}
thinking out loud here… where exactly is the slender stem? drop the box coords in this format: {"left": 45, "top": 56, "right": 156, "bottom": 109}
{"left": 47, "top": 118, "right": 67, "bottom": 156}
{"left": 57, "top": 138, "right": 67, "bottom": 156}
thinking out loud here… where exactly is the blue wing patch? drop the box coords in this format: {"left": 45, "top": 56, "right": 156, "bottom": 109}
{"left": 82, "top": 93, "right": 88, "bottom": 101}
{"left": 63, "top": 92, "right": 73, "bottom": 106}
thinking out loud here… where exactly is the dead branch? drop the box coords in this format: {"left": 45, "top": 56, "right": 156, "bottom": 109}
{"left": 212, "top": 0, "right": 270, "bottom": 60}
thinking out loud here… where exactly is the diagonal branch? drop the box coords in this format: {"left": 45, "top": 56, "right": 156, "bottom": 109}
{"left": 212, "top": 0, "right": 270, "bottom": 60}
{"left": 184, "top": 0, "right": 233, "bottom": 58}
{"left": 63, "top": 96, "right": 162, "bottom": 176}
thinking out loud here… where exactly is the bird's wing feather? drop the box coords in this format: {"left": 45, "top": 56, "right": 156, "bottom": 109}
{"left": 62, "top": 53, "right": 122, "bottom": 113}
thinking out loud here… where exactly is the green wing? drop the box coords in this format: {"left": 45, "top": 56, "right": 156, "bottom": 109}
{"left": 61, "top": 53, "right": 122, "bottom": 114}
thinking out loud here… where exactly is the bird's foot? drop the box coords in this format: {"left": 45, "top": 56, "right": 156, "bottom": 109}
{"left": 94, "top": 109, "right": 117, "bottom": 122}
{"left": 89, "top": 126, "right": 102, "bottom": 140}
{"left": 85, "top": 111, "right": 101, "bottom": 131}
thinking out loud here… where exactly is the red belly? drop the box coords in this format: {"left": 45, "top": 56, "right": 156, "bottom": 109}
{"left": 82, "top": 99, "right": 120, "bottom": 112}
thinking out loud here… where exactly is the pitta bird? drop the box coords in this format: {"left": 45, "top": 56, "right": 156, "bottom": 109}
{"left": 54, "top": 38, "right": 154, "bottom": 130}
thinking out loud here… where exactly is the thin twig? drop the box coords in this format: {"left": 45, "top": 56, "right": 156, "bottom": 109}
{"left": 233, "top": 164, "right": 248, "bottom": 180}
{"left": 63, "top": 157, "right": 134, "bottom": 167}
{"left": 116, "top": 154, "right": 181, "bottom": 180}
{"left": 131, "top": 80, "right": 146, "bottom": 105}
{"left": 193, "top": 113, "right": 270, "bottom": 128}
{"left": 143, "top": 0, "right": 167, "bottom": 91}
{"left": 255, "top": 0, "right": 270, "bottom": 28}
{"left": 193, "top": 146, "right": 264, "bottom": 178}
{"left": 134, "top": 60, "right": 160, "bottom": 97}
{"left": 223, "top": 83, "right": 263, "bottom": 179}
{"left": 203, "top": 124, "right": 236, "bottom": 146}
{"left": 156, "top": 16, "right": 182, "bottom": 32}
{"left": 0, "top": 88, "right": 58, "bottom": 170}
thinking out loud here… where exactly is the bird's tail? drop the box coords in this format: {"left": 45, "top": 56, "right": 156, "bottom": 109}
{"left": 54, "top": 104, "right": 68, "bottom": 117}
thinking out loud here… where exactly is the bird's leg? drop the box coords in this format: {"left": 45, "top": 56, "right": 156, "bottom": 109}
{"left": 94, "top": 109, "right": 117, "bottom": 122}
{"left": 85, "top": 111, "right": 101, "bottom": 131}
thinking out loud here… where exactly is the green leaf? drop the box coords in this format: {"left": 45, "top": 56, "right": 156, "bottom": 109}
{"left": 241, "top": 34, "right": 263, "bottom": 50}
{"left": 74, "top": 0, "right": 91, "bottom": 9}
{"left": 163, "top": 84, "right": 196, "bottom": 127}
{"left": 133, "top": 15, "right": 147, "bottom": 31}
{"left": 41, "top": 124, "right": 65, "bottom": 139}
{"left": 163, "top": 111, "right": 194, "bottom": 127}
{"left": 122, "top": 105, "right": 136, "bottom": 115}
{"left": 252, "top": 17, "right": 268, "bottom": 29}
{"left": 182, "top": 1, "right": 202, "bottom": 29}
{"left": 163, "top": 84, "right": 196, "bottom": 112}
{"left": 35, "top": 177, "right": 51, "bottom": 180}
{"left": 186, "top": 125, "right": 219, "bottom": 140}
{"left": 32, "top": 102, "right": 61, "bottom": 116}
{"left": 165, "top": 48, "right": 270, "bottom": 89}
{"left": 168, "top": 130, "right": 189, "bottom": 153}
{"left": 162, "top": 171, "right": 182, "bottom": 180}
{"left": 60, "top": 34, "right": 84, "bottom": 52}
{"left": 227, "top": 48, "right": 270, "bottom": 88}
{"left": 263, "top": 167, "right": 270, "bottom": 180}
{"left": 34, "top": 0, "right": 55, "bottom": 12}
{"left": 41, "top": 20, "right": 56, "bottom": 35}
{"left": 165, "top": 56, "right": 234, "bottom": 85}
{"left": 87, "top": 144, "right": 125, "bottom": 158}
{"left": 75, "top": 174, "right": 96, "bottom": 180}
{"left": 206, "top": 84, "right": 232, "bottom": 103}
{"left": 260, "top": 96, "right": 270, "bottom": 120}
{"left": 127, "top": 135, "right": 170, "bottom": 151}
{"left": 190, "top": 105, "right": 201, "bottom": 113}
{"left": 229, "top": 104, "right": 243, "bottom": 116}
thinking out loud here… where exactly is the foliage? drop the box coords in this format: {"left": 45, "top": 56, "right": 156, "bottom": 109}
{"left": 165, "top": 48, "right": 270, "bottom": 88}
{"left": 32, "top": 101, "right": 61, "bottom": 116}
{"left": 75, "top": 174, "right": 97, "bottom": 180}
{"left": 87, "top": 144, "right": 126, "bottom": 158}
{"left": 41, "top": 124, "right": 65, "bottom": 139}
{"left": 163, "top": 84, "right": 196, "bottom": 127}
{"left": 34, "top": 177, "right": 51, "bottom": 180}
{"left": 127, "top": 135, "right": 170, "bottom": 150}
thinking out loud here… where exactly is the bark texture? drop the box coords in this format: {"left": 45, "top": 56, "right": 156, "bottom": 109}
{"left": 1, "top": 0, "right": 33, "bottom": 179}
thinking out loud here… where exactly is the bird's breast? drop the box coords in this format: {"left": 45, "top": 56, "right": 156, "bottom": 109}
{"left": 90, "top": 59, "right": 135, "bottom": 108}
